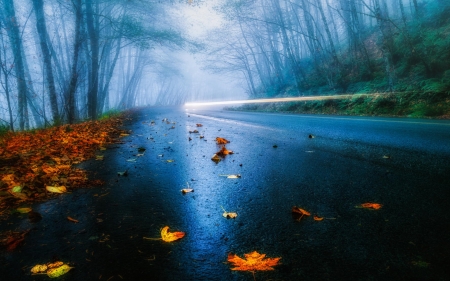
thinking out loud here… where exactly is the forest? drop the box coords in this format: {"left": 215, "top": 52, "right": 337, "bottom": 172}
{"left": 1, "top": 0, "right": 449, "bottom": 132}
{"left": 210, "top": 0, "right": 450, "bottom": 117}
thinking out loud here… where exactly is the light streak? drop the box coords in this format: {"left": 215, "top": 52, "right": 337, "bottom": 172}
{"left": 184, "top": 93, "right": 382, "bottom": 107}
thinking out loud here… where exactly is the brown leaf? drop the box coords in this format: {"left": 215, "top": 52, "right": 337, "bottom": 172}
{"left": 216, "top": 146, "right": 233, "bottom": 156}
{"left": 215, "top": 137, "right": 230, "bottom": 144}
{"left": 292, "top": 206, "right": 310, "bottom": 221}
{"left": 228, "top": 251, "right": 281, "bottom": 271}
{"left": 67, "top": 216, "right": 79, "bottom": 223}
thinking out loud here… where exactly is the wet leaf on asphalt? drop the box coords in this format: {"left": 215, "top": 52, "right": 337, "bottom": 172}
{"left": 358, "top": 203, "right": 382, "bottom": 210}
{"left": 46, "top": 264, "right": 73, "bottom": 278}
{"left": 67, "top": 216, "right": 79, "bottom": 223}
{"left": 292, "top": 206, "right": 310, "bottom": 221}
{"left": 216, "top": 146, "right": 233, "bottom": 156}
{"left": 31, "top": 264, "right": 48, "bottom": 273}
{"left": 228, "top": 251, "right": 281, "bottom": 271}
{"left": 211, "top": 154, "right": 221, "bottom": 163}
{"left": 46, "top": 186, "right": 67, "bottom": 193}
{"left": 313, "top": 215, "right": 324, "bottom": 221}
{"left": 216, "top": 137, "right": 230, "bottom": 144}
{"left": 219, "top": 174, "right": 241, "bottom": 179}
{"left": 161, "top": 226, "right": 185, "bottom": 242}
{"left": 221, "top": 206, "right": 238, "bottom": 219}
{"left": 117, "top": 169, "right": 128, "bottom": 176}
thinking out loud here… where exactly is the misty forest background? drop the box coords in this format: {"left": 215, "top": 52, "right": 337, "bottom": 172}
{"left": 0, "top": 0, "right": 449, "bottom": 132}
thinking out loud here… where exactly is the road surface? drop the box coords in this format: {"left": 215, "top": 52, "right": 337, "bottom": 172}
{"left": 1, "top": 107, "right": 449, "bottom": 280}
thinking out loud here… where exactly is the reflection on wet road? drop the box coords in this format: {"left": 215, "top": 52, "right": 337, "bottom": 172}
{"left": 1, "top": 107, "right": 450, "bottom": 280}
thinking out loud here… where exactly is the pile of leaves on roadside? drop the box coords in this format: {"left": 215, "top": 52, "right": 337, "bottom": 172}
{"left": 0, "top": 114, "right": 126, "bottom": 215}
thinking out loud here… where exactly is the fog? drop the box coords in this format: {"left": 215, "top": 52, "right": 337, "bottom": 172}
{"left": 0, "top": 0, "right": 448, "bottom": 130}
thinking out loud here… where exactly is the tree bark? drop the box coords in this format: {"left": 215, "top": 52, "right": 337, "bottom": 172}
{"left": 32, "top": 0, "right": 60, "bottom": 124}
{"left": 2, "top": 0, "right": 27, "bottom": 130}
{"left": 67, "top": 0, "right": 82, "bottom": 124}
{"left": 85, "top": 0, "right": 99, "bottom": 120}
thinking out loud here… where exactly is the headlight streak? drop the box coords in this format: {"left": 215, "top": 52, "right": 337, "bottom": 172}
{"left": 184, "top": 93, "right": 384, "bottom": 107}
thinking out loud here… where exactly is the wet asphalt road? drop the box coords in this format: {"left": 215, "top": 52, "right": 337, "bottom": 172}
{"left": 1, "top": 106, "right": 450, "bottom": 281}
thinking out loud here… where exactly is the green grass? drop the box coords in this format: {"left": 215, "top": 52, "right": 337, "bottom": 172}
{"left": 99, "top": 109, "right": 122, "bottom": 120}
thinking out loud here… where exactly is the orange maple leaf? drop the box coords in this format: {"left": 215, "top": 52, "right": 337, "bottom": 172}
{"left": 360, "top": 203, "right": 382, "bottom": 210}
{"left": 216, "top": 146, "right": 233, "bottom": 156}
{"left": 292, "top": 206, "right": 310, "bottom": 221}
{"left": 228, "top": 251, "right": 281, "bottom": 271}
{"left": 215, "top": 137, "right": 230, "bottom": 144}
{"left": 160, "top": 226, "right": 185, "bottom": 242}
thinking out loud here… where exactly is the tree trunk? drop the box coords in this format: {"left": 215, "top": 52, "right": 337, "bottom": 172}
{"left": 32, "top": 0, "right": 60, "bottom": 124}
{"left": 85, "top": 0, "right": 99, "bottom": 120}
{"left": 2, "top": 0, "right": 27, "bottom": 130}
{"left": 67, "top": 0, "right": 82, "bottom": 124}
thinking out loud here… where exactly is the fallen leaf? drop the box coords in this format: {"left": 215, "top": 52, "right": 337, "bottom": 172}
{"left": 216, "top": 137, "right": 230, "bottom": 144}
{"left": 219, "top": 174, "right": 241, "bottom": 179}
{"left": 313, "top": 215, "right": 324, "bottom": 221}
{"left": 223, "top": 212, "right": 238, "bottom": 219}
{"left": 47, "top": 261, "right": 64, "bottom": 269}
{"left": 189, "top": 130, "right": 199, "bottom": 134}
{"left": 31, "top": 264, "right": 48, "bottom": 274}
{"left": 11, "top": 186, "right": 23, "bottom": 193}
{"left": 166, "top": 159, "right": 174, "bottom": 163}
{"left": 216, "top": 146, "right": 233, "bottom": 156}
{"left": 196, "top": 124, "right": 203, "bottom": 127}
{"left": 181, "top": 189, "right": 194, "bottom": 194}
{"left": 292, "top": 206, "right": 310, "bottom": 221}
{"left": 211, "top": 154, "right": 221, "bottom": 163}
{"left": 95, "top": 155, "right": 104, "bottom": 160}
{"left": 46, "top": 186, "right": 67, "bottom": 193}
{"left": 67, "top": 216, "right": 79, "bottom": 223}
{"left": 221, "top": 206, "right": 237, "bottom": 219}
{"left": 47, "top": 264, "right": 73, "bottom": 278}
{"left": 16, "top": 207, "right": 32, "bottom": 213}
{"left": 161, "top": 226, "right": 185, "bottom": 242}
{"left": 359, "top": 203, "right": 382, "bottom": 210}
{"left": 228, "top": 251, "right": 281, "bottom": 271}
{"left": 117, "top": 169, "right": 128, "bottom": 176}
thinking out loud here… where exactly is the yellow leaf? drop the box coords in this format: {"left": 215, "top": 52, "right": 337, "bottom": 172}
{"left": 46, "top": 264, "right": 73, "bottom": 278}
{"left": 30, "top": 264, "right": 47, "bottom": 274}
{"left": 181, "top": 189, "right": 194, "bottom": 194}
{"left": 17, "top": 207, "right": 32, "bottom": 213}
{"left": 46, "top": 186, "right": 67, "bottom": 193}
{"left": 228, "top": 251, "right": 281, "bottom": 271}
{"left": 160, "top": 226, "right": 185, "bottom": 242}
{"left": 223, "top": 212, "right": 238, "bottom": 219}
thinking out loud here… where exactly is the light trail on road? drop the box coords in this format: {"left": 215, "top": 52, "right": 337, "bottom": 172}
{"left": 184, "top": 93, "right": 381, "bottom": 107}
